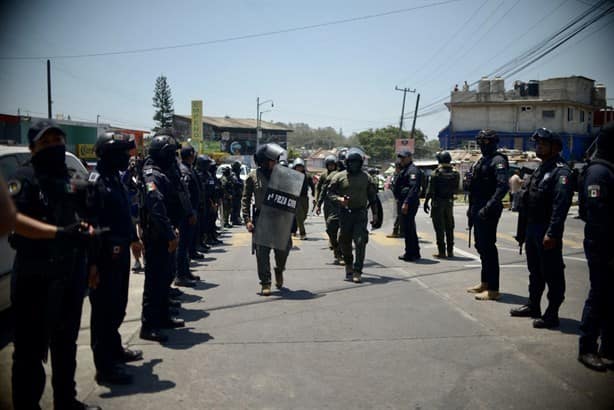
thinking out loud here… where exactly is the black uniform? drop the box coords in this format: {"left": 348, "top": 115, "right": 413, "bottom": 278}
{"left": 468, "top": 151, "right": 509, "bottom": 291}
{"left": 177, "top": 161, "right": 199, "bottom": 278}
{"left": 87, "top": 162, "right": 138, "bottom": 374}
{"left": 141, "top": 159, "right": 179, "bottom": 329}
{"left": 10, "top": 162, "right": 89, "bottom": 409}
{"left": 395, "top": 162, "right": 423, "bottom": 260}
{"left": 231, "top": 167, "right": 244, "bottom": 225}
{"left": 522, "top": 155, "right": 572, "bottom": 321}
{"left": 579, "top": 159, "right": 614, "bottom": 356}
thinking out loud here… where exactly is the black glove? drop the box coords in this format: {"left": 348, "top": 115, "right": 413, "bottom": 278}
{"left": 478, "top": 207, "right": 488, "bottom": 220}
{"left": 56, "top": 222, "right": 92, "bottom": 242}
{"left": 423, "top": 202, "right": 430, "bottom": 214}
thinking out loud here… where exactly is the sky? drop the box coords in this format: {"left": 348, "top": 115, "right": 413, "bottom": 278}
{"left": 0, "top": 0, "right": 612, "bottom": 141}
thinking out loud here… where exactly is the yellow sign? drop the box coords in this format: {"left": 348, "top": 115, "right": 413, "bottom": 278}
{"left": 77, "top": 144, "right": 96, "bottom": 159}
{"left": 191, "top": 100, "right": 203, "bottom": 142}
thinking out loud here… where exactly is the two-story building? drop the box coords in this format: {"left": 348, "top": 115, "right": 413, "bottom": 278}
{"left": 438, "top": 76, "right": 607, "bottom": 160}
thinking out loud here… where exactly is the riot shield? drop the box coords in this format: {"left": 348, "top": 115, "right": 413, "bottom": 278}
{"left": 369, "top": 190, "right": 394, "bottom": 229}
{"left": 254, "top": 165, "right": 305, "bottom": 250}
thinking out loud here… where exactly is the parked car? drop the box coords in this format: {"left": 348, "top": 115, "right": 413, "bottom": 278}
{"left": 0, "top": 145, "right": 89, "bottom": 312}
{"left": 215, "top": 163, "right": 250, "bottom": 181}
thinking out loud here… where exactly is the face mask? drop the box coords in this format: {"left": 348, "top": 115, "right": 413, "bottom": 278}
{"left": 103, "top": 151, "right": 130, "bottom": 172}
{"left": 31, "top": 145, "right": 66, "bottom": 177}
{"left": 479, "top": 143, "right": 496, "bottom": 156}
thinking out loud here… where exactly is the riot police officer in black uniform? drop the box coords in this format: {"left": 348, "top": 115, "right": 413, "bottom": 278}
{"left": 510, "top": 128, "right": 573, "bottom": 327}
{"left": 87, "top": 132, "right": 144, "bottom": 385}
{"left": 466, "top": 129, "right": 509, "bottom": 301}
{"left": 194, "top": 154, "right": 214, "bottom": 248}
{"left": 139, "top": 131, "right": 185, "bottom": 342}
{"left": 9, "top": 120, "right": 101, "bottom": 409}
{"left": 577, "top": 122, "right": 614, "bottom": 371}
{"left": 175, "top": 144, "right": 201, "bottom": 287}
{"left": 395, "top": 149, "right": 423, "bottom": 261}
{"left": 231, "top": 160, "right": 244, "bottom": 225}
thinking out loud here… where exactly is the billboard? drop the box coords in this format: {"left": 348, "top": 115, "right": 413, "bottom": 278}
{"left": 191, "top": 100, "right": 203, "bottom": 152}
{"left": 395, "top": 138, "right": 415, "bottom": 154}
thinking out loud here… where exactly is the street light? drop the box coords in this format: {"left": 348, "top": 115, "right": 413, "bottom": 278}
{"left": 256, "top": 97, "right": 274, "bottom": 148}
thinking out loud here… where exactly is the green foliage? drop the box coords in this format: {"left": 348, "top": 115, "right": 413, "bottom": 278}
{"left": 152, "top": 75, "right": 174, "bottom": 130}
{"left": 354, "top": 126, "right": 439, "bottom": 162}
{"left": 279, "top": 122, "right": 344, "bottom": 149}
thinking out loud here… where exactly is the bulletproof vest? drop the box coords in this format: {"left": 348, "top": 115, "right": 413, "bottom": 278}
{"left": 526, "top": 157, "right": 569, "bottom": 224}
{"left": 470, "top": 152, "right": 507, "bottom": 200}
{"left": 10, "top": 166, "right": 81, "bottom": 260}
{"left": 433, "top": 168, "right": 457, "bottom": 200}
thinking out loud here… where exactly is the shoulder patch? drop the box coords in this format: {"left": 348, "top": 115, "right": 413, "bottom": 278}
{"left": 587, "top": 184, "right": 600, "bottom": 198}
{"left": 146, "top": 181, "right": 157, "bottom": 192}
{"left": 559, "top": 175, "right": 568, "bottom": 185}
{"left": 88, "top": 172, "right": 100, "bottom": 183}
{"left": 144, "top": 168, "right": 153, "bottom": 176}
{"left": 7, "top": 179, "right": 21, "bottom": 196}
{"left": 496, "top": 163, "right": 505, "bottom": 170}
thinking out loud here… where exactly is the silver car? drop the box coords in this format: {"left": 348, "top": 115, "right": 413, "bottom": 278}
{"left": 0, "top": 145, "right": 89, "bottom": 312}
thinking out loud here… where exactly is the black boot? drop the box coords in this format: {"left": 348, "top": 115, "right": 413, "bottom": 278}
{"left": 510, "top": 304, "right": 541, "bottom": 318}
{"left": 140, "top": 327, "right": 168, "bottom": 342}
{"left": 578, "top": 352, "right": 607, "bottom": 372}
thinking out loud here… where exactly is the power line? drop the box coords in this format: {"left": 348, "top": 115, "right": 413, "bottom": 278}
{"left": 0, "top": 0, "right": 463, "bottom": 61}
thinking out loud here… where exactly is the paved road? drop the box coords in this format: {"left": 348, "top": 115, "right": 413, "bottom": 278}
{"left": 1, "top": 202, "right": 613, "bottom": 409}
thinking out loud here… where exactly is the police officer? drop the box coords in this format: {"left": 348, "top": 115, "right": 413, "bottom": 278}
{"left": 424, "top": 151, "right": 460, "bottom": 258}
{"left": 466, "top": 129, "right": 509, "bottom": 301}
{"left": 315, "top": 154, "right": 342, "bottom": 263}
{"left": 242, "top": 143, "right": 288, "bottom": 295}
{"left": 577, "top": 122, "right": 614, "bottom": 371}
{"left": 293, "top": 158, "right": 315, "bottom": 239}
{"left": 231, "top": 160, "right": 244, "bottom": 225}
{"left": 9, "top": 120, "right": 101, "bottom": 409}
{"left": 194, "top": 154, "right": 215, "bottom": 248}
{"left": 395, "top": 149, "right": 423, "bottom": 262}
{"left": 175, "top": 145, "right": 201, "bottom": 287}
{"left": 140, "top": 131, "right": 184, "bottom": 343}
{"left": 510, "top": 128, "right": 573, "bottom": 326}
{"left": 220, "top": 166, "right": 234, "bottom": 228}
{"left": 327, "top": 148, "right": 378, "bottom": 283}
{"left": 386, "top": 160, "right": 404, "bottom": 238}
{"left": 87, "top": 132, "right": 143, "bottom": 385}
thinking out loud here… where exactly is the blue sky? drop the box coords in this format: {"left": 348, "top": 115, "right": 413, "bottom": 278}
{"left": 0, "top": 0, "right": 612, "bottom": 140}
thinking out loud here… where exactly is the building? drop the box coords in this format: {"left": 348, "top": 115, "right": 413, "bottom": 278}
{"left": 173, "top": 115, "right": 292, "bottom": 155}
{"left": 438, "top": 76, "right": 608, "bottom": 160}
{"left": 0, "top": 114, "right": 148, "bottom": 160}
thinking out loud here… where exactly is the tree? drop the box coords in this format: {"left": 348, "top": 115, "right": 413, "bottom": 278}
{"left": 354, "top": 126, "right": 440, "bottom": 163}
{"left": 152, "top": 75, "right": 174, "bottom": 130}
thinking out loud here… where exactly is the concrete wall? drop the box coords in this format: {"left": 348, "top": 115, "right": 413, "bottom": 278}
{"left": 451, "top": 103, "right": 591, "bottom": 135}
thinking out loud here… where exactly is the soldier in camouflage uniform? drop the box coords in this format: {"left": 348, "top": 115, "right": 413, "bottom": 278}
{"left": 315, "top": 155, "right": 342, "bottom": 263}
{"left": 423, "top": 151, "right": 459, "bottom": 258}
{"left": 292, "top": 158, "right": 315, "bottom": 239}
{"left": 327, "top": 148, "right": 378, "bottom": 283}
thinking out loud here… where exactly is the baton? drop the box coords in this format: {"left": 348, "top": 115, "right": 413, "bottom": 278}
{"left": 467, "top": 226, "right": 472, "bottom": 248}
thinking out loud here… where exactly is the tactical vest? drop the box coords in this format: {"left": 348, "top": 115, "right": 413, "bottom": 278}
{"left": 432, "top": 168, "right": 458, "bottom": 200}
{"left": 526, "top": 158, "right": 570, "bottom": 224}
{"left": 470, "top": 152, "right": 507, "bottom": 201}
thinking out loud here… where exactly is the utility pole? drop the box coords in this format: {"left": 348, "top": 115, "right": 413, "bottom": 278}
{"left": 410, "top": 93, "right": 421, "bottom": 139}
{"left": 395, "top": 86, "right": 415, "bottom": 138}
{"left": 256, "top": 97, "right": 273, "bottom": 149}
{"left": 47, "top": 59, "right": 52, "bottom": 119}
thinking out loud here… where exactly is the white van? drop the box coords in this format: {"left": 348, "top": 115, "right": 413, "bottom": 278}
{"left": 0, "top": 145, "right": 89, "bottom": 312}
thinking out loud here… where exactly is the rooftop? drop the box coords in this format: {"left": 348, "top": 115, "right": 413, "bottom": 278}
{"left": 175, "top": 115, "right": 292, "bottom": 132}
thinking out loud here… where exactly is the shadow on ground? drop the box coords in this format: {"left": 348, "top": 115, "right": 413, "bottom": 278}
{"left": 273, "top": 288, "right": 321, "bottom": 300}
{"left": 161, "top": 328, "right": 214, "bottom": 350}
{"left": 98, "top": 359, "right": 175, "bottom": 398}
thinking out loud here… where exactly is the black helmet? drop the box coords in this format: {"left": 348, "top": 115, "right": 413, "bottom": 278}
{"left": 346, "top": 147, "right": 365, "bottom": 164}
{"left": 222, "top": 166, "right": 231, "bottom": 175}
{"left": 148, "top": 132, "right": 178, "bottom": 167}
{"left": 436, "top": 151, "right": 452, "bottom": 164}
{"left": 324, "top": 154, "right": 336, "bottom": 167}
{"left": 180, "top": 144, "right": 195, "bottom": 159}
{"left": 367, "top": 168, "right": 378, "bottom": 175}
{"left": 476, "top": 129, "right": 499, "bottom": 143}
{"left": 94, "top": 131, "right": 135, "bottom": 158}
{"left": 531, "top": 128, "right": 562, "bottom": 145}
{"left": 596, "top": 122, "right": 614, "bottom": 155}
{"left": 254, "top": 143, "right": 285, "bottom": 166}
{"left": 293, "top": 158, "right": 305, "bottom": 168}
{"left": 231, "top": 160, "right": 241, "bottom": 172}
{"left": 337, "top": 148, "right": 348, "bottom": 162}
{"left": 195, "top": 154, "right": 212, "bottom": 171}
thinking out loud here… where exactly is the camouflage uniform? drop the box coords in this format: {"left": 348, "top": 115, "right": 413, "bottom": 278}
{"left": 316, "top": 168, "right": 341, "bottom": 260}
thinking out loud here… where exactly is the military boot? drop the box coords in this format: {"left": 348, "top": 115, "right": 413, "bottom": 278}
{"left": 274, "top": 267, "right": 284, "bottom": 289}
{"left": 475, "top": 290, "right": 500, "bottom": 301}
{"left": 447, "top": 247, "right": 454, "bottom": 258}
{"left": 433, "top": 246, "right": 446, "bottom": 259}
{"left": 352, "top": 272, "right": 362, "bottom": 283}
{"left": 466, "top": 282, "right": 488, "bottom": 293}
{"left": 578, "top": 353, "right": 607, "bottom": 372}
{"left": 261, "top": 284, "right": 271, "bottom": 296}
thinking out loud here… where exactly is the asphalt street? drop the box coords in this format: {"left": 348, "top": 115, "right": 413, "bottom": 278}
{"left": 1, "top": 200, "right": 613, "bottom": 410}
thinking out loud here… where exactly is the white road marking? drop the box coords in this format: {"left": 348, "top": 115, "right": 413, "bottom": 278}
{"left": 452, "top": 247, "right": 480, "bottom": 261}
{"left": 464, "top": 264, "right": 526, "bottom": 268}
